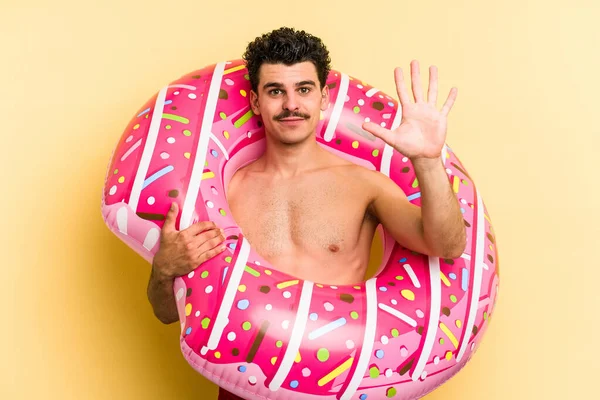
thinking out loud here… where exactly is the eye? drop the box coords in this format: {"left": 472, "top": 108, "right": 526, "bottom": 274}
{"left": 298, "top": 87, "right": 311, "bottom": 94}
{"left": 269, "top": 89, "right": 282, "bottom": 96}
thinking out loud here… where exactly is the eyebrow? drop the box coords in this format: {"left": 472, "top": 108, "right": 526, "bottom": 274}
{"left": 262, "top": 80, "right": 317, "bottom": 90}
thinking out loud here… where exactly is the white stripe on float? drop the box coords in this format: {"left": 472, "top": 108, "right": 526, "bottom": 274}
{"left": 411, "top": 257, "right": 441, "bottom": 381}
{"left": 269, "top": 281, "right": 314, "bottom": 391}
{"left": 116, "top": 206, "right": 128, "bottom": 234}
{"left": 323, "top": 73, "right": 349, "bottom": 142}
{"left": 180, "top": 61, "right": 226, "bottom": 229}
{"left": 128, "top": 86, "right": 167, "bottom": 211}
{"left": 457, "top": 189, "right": 485, "bottom": 362}
{"left": 204, "top": 236, "right": 251, "bottom": 353}
{"left": 339, "top": 278, "right": 378, "bottom": 400}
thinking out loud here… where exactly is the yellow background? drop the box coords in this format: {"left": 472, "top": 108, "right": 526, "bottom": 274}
{"left": 2, "top": 0, "right": 598, "bottom": 398}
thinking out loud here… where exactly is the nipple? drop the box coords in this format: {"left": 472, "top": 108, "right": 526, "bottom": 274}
{"left": 328, "top": 244, "right": 340, "bottom": 253}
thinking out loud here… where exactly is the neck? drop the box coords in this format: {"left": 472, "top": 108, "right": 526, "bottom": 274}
{"left": 258, "top": 131, "right": 327, "bottom": 179}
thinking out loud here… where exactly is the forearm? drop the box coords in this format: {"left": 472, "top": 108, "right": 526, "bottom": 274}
{"left": 412, "top": 156, "right": 466, "bottom": 258}
{"left": 147, "top": 260, "right": 179, "bottom": 324}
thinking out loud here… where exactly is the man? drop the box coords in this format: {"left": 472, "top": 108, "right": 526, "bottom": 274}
{"left": 147, "top": 27, "right": 466, "bottom": 400}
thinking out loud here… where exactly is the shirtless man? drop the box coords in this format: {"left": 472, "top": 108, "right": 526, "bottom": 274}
{"left": 147, "top": 27, "right": 466, "bottom": 399}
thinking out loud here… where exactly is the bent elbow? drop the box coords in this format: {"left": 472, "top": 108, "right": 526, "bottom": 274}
{"left": 156, "top": 313, "right": 179, "bottom": 325}
{"left": 444, "top": 234, "right": 467, "bottom": 259}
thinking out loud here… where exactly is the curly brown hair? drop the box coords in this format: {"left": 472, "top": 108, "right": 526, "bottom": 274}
{"left": 242, "top": 27, "right": 331, "bottom": 92}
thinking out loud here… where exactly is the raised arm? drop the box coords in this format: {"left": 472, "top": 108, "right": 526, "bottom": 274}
{"left": 363, "top": 60, "right": 466, "bottom": 258}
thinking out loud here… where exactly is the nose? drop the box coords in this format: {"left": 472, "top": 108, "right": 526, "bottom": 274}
{"left": 282, "top": 92, "right": 299, "bottom": 111}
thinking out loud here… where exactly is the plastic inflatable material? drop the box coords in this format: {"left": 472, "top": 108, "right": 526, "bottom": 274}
{"left": 101, "top": 59, "right": 499, "bottom": 400}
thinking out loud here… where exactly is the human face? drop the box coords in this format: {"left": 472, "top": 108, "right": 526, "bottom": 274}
{"left": 250, "top": 62, "right": 330, "bottom": 145}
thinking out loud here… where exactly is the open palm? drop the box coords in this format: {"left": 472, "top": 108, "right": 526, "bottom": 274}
{"left": 363, "top": 60, "right": 458, "bottom": 160}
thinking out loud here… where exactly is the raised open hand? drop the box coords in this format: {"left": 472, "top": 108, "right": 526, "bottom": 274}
{"left": 363, "top": 60, "right": 457, "bottom": 160}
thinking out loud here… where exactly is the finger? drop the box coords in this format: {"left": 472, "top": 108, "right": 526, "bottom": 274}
{"left": 363, "top": 121, "right": 395, "bottom": 147}
{"left": 410, "top": 60, "right": 424, "bottom": 103}
{"left": 427, "top": 65, "right": 438, "bottom": 105}
{"left": 193, "top": 227, "right": 225, "bottom": 249}
{"left": 162, "top": 202, "right": 179, "bottom": 234}
{"left": 441, "top": 87, "right": 458, "bottom": 116}
{"left": 195, "top": 233, "right": 227, "bottom": 259}
{"left": 394, "top": 67, "right": 410, "bottom": 106}
{"left": 184, "top": 220, "right": 217, "bottom": 236}
{"left": 198, "top": 243, "right": 227, "bottom": 265}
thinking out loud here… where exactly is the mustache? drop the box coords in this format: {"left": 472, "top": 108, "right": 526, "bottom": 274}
{"left": 273, "top": 110, "right": 310, "bottom": 121}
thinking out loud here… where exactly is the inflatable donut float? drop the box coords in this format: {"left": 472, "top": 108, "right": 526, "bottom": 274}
{"left": 101, "top": 59, "right": 499, "bottom": 400}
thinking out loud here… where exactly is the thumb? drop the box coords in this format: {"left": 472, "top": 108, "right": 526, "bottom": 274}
{"left": 162, "top": 202, "right": 179, "bottom": 233}
{"left": 363, "top": 121, "right": 395, "bottom": 147}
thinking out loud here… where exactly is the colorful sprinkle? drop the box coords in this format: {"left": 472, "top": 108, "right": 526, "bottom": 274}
{"left": 352, "top": 140, "right": 359, "bottom": 149}
{"left": 277, "top": 280, "right": 299, "bottom": 289}
{"left": 369, "top": 366, "right": 380, "bottom": 378}
{"left": 316, "top": 348, "right": 330, "bottom": 362}
{"left": 238, "top": 285, "right": 247, "bottom": 292}
{"left": 237, "top": 299, "right": 250, "bottom": 310}
{"left": 375, "top": 349, "right": 384, "bottom": 359}
{"left": 450, "top": 294, "right": 457, "bottom": 303}
{"left": 290, "top": 380, "right": 299, "bottom": 389}
{"left": 244, "top": 266, "right": 260, "bottom": 277}
{"left": 350, "top": 311, "right": 359, "bottom": 319}
{"left": 227, "top": 332, "right": 236, "bottom": 341}
{"left": 317, "top": 356, "right": 354, "bottom": 386}
{"left": 439, "top": 322, "right": 459, "bottom": 348}
{"left": 308, "top": 317, "right": 347, "bottom": 340}
{"left": 346, "top": 340, "right": 355, "bottom": 349}
{"left": 201, "top": 270, "right": 209, "bottom": 278}
{"left": 238, "top": 366, "right": 246, "bottom": 372}
{"left": 401, "top": 289, "right": 415, "bottom": 301}
{"left": 461, "top": 268, "right": 469, "bottom": 291}
{"left": 242, "top": 321, "right": 251, "bottom": 330}
{"left": 234, "top": 110, "right": 254, "bottom": 128}
{"left": 309, "top": 313, "right": 318, "bottom": 321}
{"left": 201, "top": 317, "right": 210, "bottom": 329}
{"left": 391, "top": 328, "right": 399, "bottom": 337}
{"left": 324, "top": 302, "right": 334, "bottom": 311}
{"left": 163, "top": 113, "right": 190, "bottom": 124}
{"left": 386, "top": 387, "right": 397, "bottom": 397}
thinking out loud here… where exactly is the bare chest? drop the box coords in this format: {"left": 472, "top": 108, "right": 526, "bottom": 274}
{"left": 227, "top": 171, "right": 375, "bottom": 260}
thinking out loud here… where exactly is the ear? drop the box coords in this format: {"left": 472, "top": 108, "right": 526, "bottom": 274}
{"left": 250, "top": 90, "right": 260, "bottom": 115}
{"left": 320, "top": 85, "right": 330, "bottom": 111}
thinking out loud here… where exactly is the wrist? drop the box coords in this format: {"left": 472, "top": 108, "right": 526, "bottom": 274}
{"left": 151, "top": 257, "right": 174, "bottom": 283}
{"left": 410, "top": 156, "right": 442, "bottom": 171}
